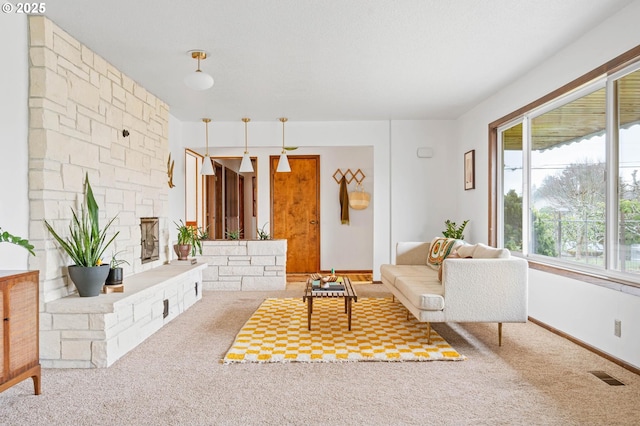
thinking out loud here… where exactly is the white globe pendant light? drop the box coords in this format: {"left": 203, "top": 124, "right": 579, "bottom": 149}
{"left": 184, "top": 51, "right": 214, "bottom": 91}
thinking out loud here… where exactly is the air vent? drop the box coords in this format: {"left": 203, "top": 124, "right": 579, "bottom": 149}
{"left": 589, "top": 371, "right": 625, "bottom": 386}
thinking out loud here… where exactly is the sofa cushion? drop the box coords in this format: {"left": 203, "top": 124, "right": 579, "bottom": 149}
{"left": 380, "top": 264, "right": 431, "bottom": 287}
{"left": 455, "top": 244, "right": 476, "bottom": 258}
{"left": 473, "top": 243, "right": 510, "bottom": 259}
{"left": 395, "top": 275, "right": 444, "bottom": 311}
{"left": 427, "top": 237, "right": 463, "bottom": 270}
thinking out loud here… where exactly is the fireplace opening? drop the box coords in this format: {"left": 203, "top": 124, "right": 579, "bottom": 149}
{"left": 140, "top": 217, "right": 159, "bottom": 263}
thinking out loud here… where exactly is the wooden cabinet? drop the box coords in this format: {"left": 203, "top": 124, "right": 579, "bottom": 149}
{"left": 0, "top": 270, "right": 40, "bottom": 395}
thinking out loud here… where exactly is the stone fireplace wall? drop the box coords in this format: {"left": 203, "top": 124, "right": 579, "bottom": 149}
{"left": 28, "top": 16, "right": 170, "bottom": 305}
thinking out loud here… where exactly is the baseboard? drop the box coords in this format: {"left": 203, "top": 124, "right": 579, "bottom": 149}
{"left": 528, "top": 316, "right": 640, "bottom": 376}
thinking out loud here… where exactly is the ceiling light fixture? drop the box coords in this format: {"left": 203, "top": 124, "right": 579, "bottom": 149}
{"left": 276, "top": 117, "right": 291, "bottom": 173}
{"left": 239, "top": 118, "right": 254, "bottom": 173}
{"left": 184, "top": 50, "right": 214, "bottom": 90}
{"left": 201, "top": 118, "right": 214, "bottom": 175}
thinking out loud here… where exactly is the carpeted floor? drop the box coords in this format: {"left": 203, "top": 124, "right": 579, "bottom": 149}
{"left": 0, "top": 282, "right": 638, "bottom": 425}
{"left": 223, "top": 297, "right": 464, "bottom": 363}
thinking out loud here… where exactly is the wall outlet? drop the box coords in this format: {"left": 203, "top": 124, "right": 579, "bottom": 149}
{"left": 614, "top": 319, "right": 622, "bottom": 338}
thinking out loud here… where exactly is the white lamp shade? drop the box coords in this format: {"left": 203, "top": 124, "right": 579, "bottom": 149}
{"left": 201, "top": 155, "right": 215, "bottom": 175}
{"left": 276, "top": 153, "right": 291, "bottom": 173}
{"left": 184, "top": 71, "right": 214, "bottom": 90}
{"left": 239, "top": 153, "right": 254, "bottom": 173}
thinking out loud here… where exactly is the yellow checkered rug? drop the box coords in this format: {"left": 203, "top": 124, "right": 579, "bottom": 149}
{"left": 223, "top": 297, "right": 465, "bottom": 363}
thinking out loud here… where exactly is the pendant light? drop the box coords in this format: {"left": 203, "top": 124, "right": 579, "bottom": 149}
{"left": 184, "top": 50, "right": 214, "bottom": 91}
{"left": 276, "top": 117, "right": 291, "bottom": 173}
{"left": 239, "top": 118, "right": 254, "bottom": 173}
{"left": 201, "top": 118, "right": 214, "bottom": 175}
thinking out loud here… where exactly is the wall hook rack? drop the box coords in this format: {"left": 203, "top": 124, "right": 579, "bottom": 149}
{"left": 333, "top": 168, "right": 365, "bottom": 185}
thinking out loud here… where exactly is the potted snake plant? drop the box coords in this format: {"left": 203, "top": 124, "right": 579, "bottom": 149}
{"left": 44, "top": 174, "right": 119, "bottom": 297}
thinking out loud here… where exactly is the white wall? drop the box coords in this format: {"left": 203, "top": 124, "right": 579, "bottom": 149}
{"left": 0, "top": 15, "right": 30, "bottom": 270}
{"left": 168, "top": 114, "right": 185, "bottom": 251}
{"left": 529, "top": 270, "right": 640, "bottom": 368}
{"left": 455, "top": 0, "right": 640, "bottom": 369}
{"left": 29, "top": 16, "right": 171, "bottom": 303}
{"left": 390, "top": 120, "right": 458, "bottom": 252}
{"left": 168, "top": 119, "right": 458, "bottom": 278}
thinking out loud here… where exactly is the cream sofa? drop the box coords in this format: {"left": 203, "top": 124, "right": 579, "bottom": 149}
{"left": 380, "top": 241, "right": 528, "bottom": 345}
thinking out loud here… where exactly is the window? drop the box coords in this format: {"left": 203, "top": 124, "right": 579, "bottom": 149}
{"left": 492, "top": 49, "right": 640, "bottom": 285}
{"left": 500, "top": 122, "right": 523, "bottom": 252}
{"left": 616, "top": 68, "right": 640, "bottom": 275}
{"left": 529, "top": 86, "right": 606, "bottom": 267}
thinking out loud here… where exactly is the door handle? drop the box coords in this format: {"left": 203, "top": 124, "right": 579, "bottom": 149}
{"left": 309, "top": 220, "right": 318, "bottom": 225}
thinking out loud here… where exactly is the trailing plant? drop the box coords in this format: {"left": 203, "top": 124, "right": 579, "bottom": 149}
{"left": 442, "top": 219, "right": 469, "bottom": 240}
{"left": 225, "top": 228, "right": 242, "bottom": 240}
{"left": 0, "top": 227, "right": 35, "bottom": 256}
{"left": 44, "top": 174, "right": 119, "bottom": 267}
{"left": 257, "top": 222, "right": 270, "bottom": 240}
{"left": 174, "top": 220, "right": 208, "bottom": 256}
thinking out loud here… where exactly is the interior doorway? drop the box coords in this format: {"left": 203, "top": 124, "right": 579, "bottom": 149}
{"left": 202, "top": 158, "right": 254, "bottom": 239}
{"left": 271, "top": 155, "right": 320, "bottom": 273}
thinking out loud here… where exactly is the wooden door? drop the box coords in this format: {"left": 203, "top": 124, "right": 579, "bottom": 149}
{"left": 205, "top": 162, "right": 224, "bottom": 239}
{"left": 225, "top": 168, "right": 239, "bottom": 235}
{"left": 205, "top": 174, "right": 215, "bottom": 237}
{"left": 271, "top": 155, "right": 320, "bottom": 273}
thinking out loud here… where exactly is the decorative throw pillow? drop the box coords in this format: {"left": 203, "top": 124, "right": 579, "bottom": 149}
{"left": 427, "top": 237, "right": 463, "bottom": 270}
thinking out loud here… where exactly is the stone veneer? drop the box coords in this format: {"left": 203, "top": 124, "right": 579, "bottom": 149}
{"left": 199, "top": 240, "right": 287, "bottom": 290}
{"left": 27, "top": 16, "right": 171, "bottom": 307}
{"left": 41, "top": 262, "right": 206, "bottom": 368}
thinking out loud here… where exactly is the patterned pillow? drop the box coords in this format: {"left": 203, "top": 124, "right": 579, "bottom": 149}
{"left": 427, "top": 237, "right": 463, "bottom": 270}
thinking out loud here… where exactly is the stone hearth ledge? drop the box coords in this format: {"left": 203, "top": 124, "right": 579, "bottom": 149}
{"left": 41, "top": 262, "right": 207, "bottom": 368}
{"left": 198, "top": 239, "right": 287, "bottom": 291}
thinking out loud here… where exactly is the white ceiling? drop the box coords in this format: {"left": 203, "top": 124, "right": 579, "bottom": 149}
{"left": 43, "top": 0, "right": 633, "bottom": 123}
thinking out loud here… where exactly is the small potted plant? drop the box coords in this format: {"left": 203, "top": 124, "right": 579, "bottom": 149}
{"left": 174, "top": 220, "right": 207, "bottom": 260}
{"left": 442, "top": 219, "right": 469, "bottom": 240}
{"left": 106, "top": 250, "right": 129, "bottom": 286}
{"left": 225, "top": 228, "right": 242, "bottom": 240}
{"left": 256, "top": 222, "right": 270, "bottom": 240}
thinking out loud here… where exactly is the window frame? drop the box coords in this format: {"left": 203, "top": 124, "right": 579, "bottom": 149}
{"left": 489, "top": 44, "right": 640, "bottom": 289}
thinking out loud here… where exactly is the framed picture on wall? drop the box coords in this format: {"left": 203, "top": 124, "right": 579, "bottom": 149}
{"left": 464, "top": 149, "right": 475, "bottom": 190}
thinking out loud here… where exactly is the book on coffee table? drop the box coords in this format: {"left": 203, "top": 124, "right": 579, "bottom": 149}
{"left": 311, "top": 281, "right": 345, "bottom": 292}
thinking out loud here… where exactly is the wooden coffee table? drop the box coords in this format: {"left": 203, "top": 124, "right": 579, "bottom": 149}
{"left": 302, "top": 276, "right": 357, "bottom": 330}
